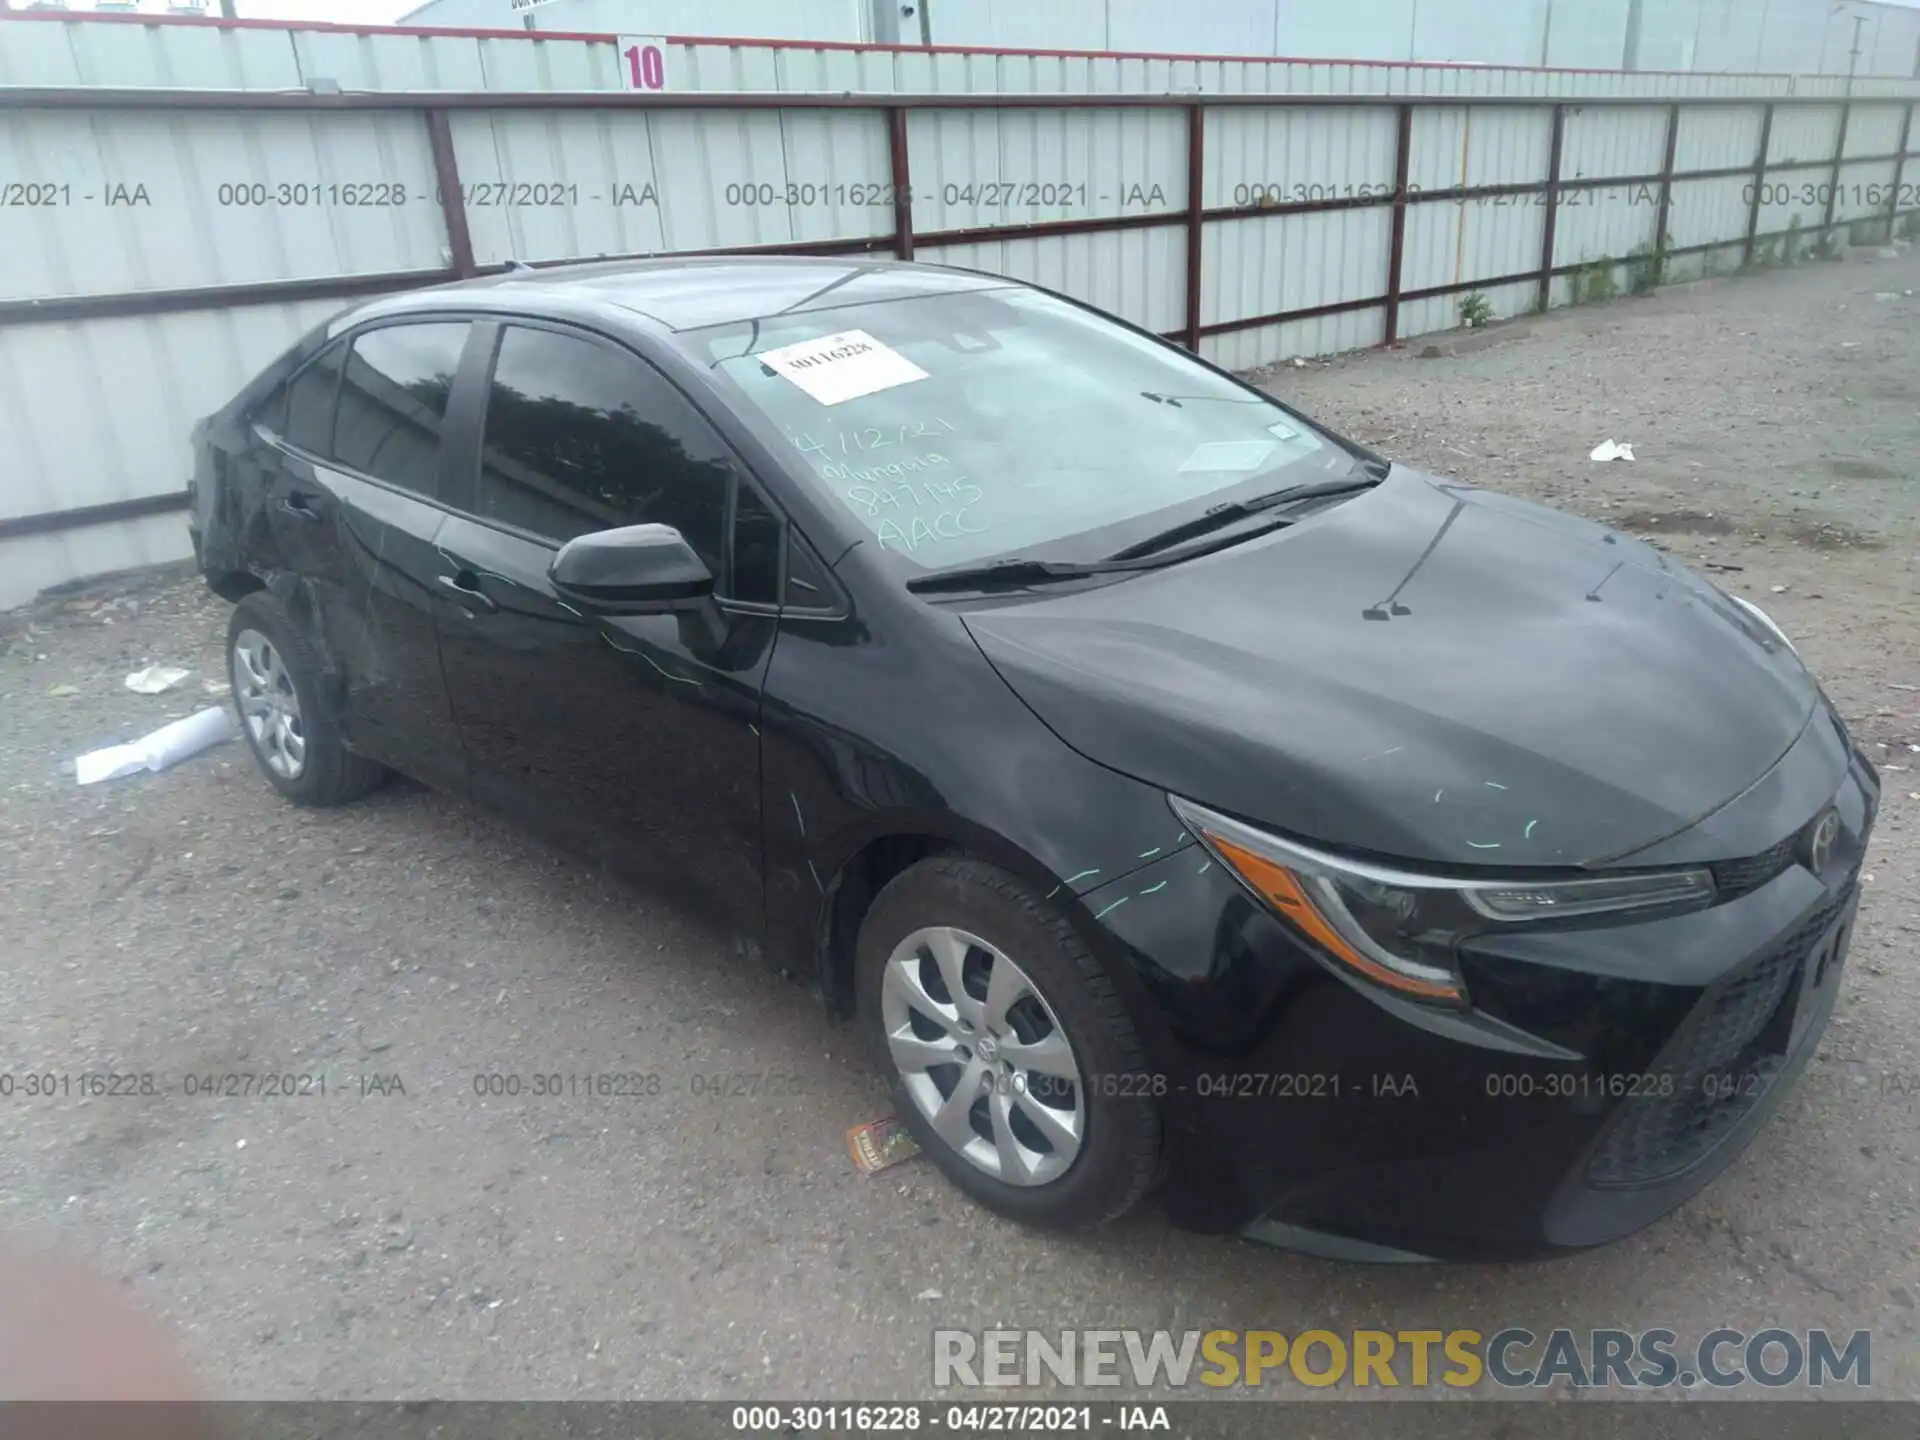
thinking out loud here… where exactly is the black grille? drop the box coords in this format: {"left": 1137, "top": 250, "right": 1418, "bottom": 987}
{"left": 1709, "top": 831, "right": 1801, "bottom": 899}
{"left": 1586, "top": 886, "right": 1850, "bottom": 1189}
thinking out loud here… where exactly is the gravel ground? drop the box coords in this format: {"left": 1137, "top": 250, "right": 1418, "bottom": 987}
{"left": 2, "top": 249, "right": 1918, "bottom": 1403}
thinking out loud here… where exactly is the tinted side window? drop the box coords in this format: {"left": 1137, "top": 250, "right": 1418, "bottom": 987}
{"left": 732, "top": 482, "right": 783, "bottom": 605}
{"left": 332, "top": 323, "right": 469, "bottom": 496}
{"left": 475, "top": 326, "right": 731, "bottom": 570}
{"left": 283, "top": 344, "right": 345, "bottom": 456}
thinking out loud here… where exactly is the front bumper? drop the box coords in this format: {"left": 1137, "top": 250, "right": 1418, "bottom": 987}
{"left": 1083, "top": 716, "right": 1879, "bottom": 1262}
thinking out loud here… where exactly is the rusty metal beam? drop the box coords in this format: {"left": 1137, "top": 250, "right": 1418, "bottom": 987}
{"left": 424, "top": 109, "right": 477, "bottom": 279}
{"left": 1183, "top": 103, "right": 1205, "bottom": 351}
{"left": 1744, "top": 103, "right": 1775, "bottom": 266}
{"left": 1891, "top": 102, "right": 1916, "bottom": 235}
{"left": 887, "top": 107, "right": 914, "bottom": 261}
{"left": 1537, "top": 104, "right": 1566, "bottom": 311}
{"left": 1652, "top": 101, "right": 1680, "bottom": 252}
{"left": 1823, "top": 99, "right": 1853, "bottom": 236}
{"left": 1383, "top": 104, "right": 1413, "bottom": 345}
{"left": 0, "top": 490, "right": 190, "bottom": 543}
{"left": 0, "top": 269, "right": 456, "bottom": 326}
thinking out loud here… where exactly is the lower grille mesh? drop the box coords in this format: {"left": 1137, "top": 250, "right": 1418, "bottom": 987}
{"left": 1586, "top": 887, "right": 1850, "bottom": 1189}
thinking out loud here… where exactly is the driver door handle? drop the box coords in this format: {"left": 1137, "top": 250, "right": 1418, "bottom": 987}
{"left": 437, "top": 571, "right": 498, "bottom": 613}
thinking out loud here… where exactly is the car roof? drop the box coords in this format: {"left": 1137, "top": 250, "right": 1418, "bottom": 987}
{"left": 349, "top": 256, "right": 1019, "bottom": 334}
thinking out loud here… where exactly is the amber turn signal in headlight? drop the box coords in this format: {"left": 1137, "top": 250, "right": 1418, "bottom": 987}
{"left": 1169, "top": 796, "right": 1716, "bottom": 1009}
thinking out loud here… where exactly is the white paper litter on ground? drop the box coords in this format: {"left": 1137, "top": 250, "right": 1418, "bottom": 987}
{"left": 1590, "top": 440, "right": 1635, "bottom": 462}
{"left": 125, "top": 664, "right": 191, "bottom": 695}
{"left": 75, "top": 706, "right": 234, "bottom": 785}
{"left": 759, "top": 329, "right": 928, "bottom": 406}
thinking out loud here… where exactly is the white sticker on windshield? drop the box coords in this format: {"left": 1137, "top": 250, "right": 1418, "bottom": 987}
{"left": 1266, "top": 419, "right": 1303, "bottom": 442}
{"left": 759, "top": 329, "right": 929, "bottom": 407}
{"left": 1177, "top": 440, "right": 1278, "bottom": 474}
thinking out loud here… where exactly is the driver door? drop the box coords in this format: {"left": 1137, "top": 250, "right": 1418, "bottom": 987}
{"left": 431, "top": 320, "right": 778, "bottom": 936}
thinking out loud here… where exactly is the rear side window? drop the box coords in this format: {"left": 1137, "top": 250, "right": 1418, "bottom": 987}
{"left": 332, "top": 322, "right": 470, "bottom": 496}
{"left": 282, "top": 344, "right": 345, "bottom": 456}
{"left": 474, "top": 326, "right": 733, "bottom": 573}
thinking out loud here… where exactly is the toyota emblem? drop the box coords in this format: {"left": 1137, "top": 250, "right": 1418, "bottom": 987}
{"left": 1805, "top": 808, "right": 1841, "bottom": 876}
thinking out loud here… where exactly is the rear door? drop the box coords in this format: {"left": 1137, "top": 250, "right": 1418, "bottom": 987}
{"left": 431, "top": 319, "right": 778, "bottom": 934}
{"left": 251, "top": 319, "right": 476, "bottom": 791}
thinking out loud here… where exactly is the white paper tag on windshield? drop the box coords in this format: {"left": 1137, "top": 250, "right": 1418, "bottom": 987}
{"left": 1177, "top": 440, "right": 1277, "bottom": 473}
{"left": 760, "top": 329, "right": 928, "bottom": 406}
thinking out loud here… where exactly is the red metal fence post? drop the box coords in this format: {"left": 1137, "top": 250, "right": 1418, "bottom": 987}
{"left": 1890, "top": 102, "right": 1915, "bottom": 236}
{"left": 1743, "top": 103, "right": 1774, "bottom": 266}
{"left": 425, "top": 109, "right": 477, "bottom": 279}
{"left": 888, "top": 107, "right": 914, "bottom": 261}
{"left": 1823, "top": 98, "right": 1853, "bottom": 238}
{"left": 1382, "top": 103, "right": 1413, "bottom": 344}
{"left": 1653, "top": 101, "right": 1680, "bottom": 254}
{"left": 1183, "top": 102, "right": 1205, "bottom": 351}
{"left": 1536, "top": 104, "right": 1566, "bottom": 311}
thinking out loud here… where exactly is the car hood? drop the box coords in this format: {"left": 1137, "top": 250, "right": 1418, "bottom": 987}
{"left": 962, "top": 470, "right": 1821, "bottom": 869}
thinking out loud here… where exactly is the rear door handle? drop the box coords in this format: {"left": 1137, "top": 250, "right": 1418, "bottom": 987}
{"left": 437, "top": 571, "right": 498, "bottom": 613}
{"left": 278, "top": 491, "right": 324, "bottom": 521}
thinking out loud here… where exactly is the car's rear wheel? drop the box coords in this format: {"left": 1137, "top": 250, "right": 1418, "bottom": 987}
{"left": 227, "top": 593, "right": 385, "bottom": 807}
{"left": 855, "top": 855, "right": 1158, "bottom": 1228}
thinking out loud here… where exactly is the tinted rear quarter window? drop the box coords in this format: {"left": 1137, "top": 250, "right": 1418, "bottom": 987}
{"left": 475, "top": 326, "right": 733, "bottom": 575}
{"left": 333, "top": 322, "right": 469, "bottom": 496}
{"left": 731, "top": 482, "right": 783, "bottom": 604}
{"left": 283, "top": 345, "right": 345, "bottom": 456}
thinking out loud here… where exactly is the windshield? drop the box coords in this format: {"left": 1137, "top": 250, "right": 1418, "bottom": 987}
{"left": 683, "top": 285, "right": 1352, "bottom": 571}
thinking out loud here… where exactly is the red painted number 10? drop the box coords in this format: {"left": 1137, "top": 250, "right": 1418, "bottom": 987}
{"left": 623, "top": 43, "right": 666, "bottom": 90}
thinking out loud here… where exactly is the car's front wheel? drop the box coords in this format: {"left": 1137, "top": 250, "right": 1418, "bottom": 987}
{"left": 227, "top": 593, "right": 386, "bottom": 807}
{"left": 855, "top": 855, "right": 1159, "bottom": 1228}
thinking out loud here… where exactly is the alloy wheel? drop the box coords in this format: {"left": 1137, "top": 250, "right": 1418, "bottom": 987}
{"left": 880, "top": 925, "right": 1086, "bottom": 1186}
{"left": 232, "top": 627, "right": 307, "bottom": 779}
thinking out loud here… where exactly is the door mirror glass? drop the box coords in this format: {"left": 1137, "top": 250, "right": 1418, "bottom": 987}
{"left": 548, "top": 523, "right": 714, "bottom": 611}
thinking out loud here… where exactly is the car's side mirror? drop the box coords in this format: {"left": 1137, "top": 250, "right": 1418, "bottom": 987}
{"left": 548, "top": 523, "right": 714, "bottom": 613}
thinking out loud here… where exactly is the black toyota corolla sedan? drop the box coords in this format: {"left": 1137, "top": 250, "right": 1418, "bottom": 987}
{"left": 188, "top": 257, "right": 1877, "bottom": 1261}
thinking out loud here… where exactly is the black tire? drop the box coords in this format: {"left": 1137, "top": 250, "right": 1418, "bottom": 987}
{"left": 226, "top": 593, "right": 386, "bottom": 807}
{"left": 855, "top": 855, "right": 1159, "bottom": 1229}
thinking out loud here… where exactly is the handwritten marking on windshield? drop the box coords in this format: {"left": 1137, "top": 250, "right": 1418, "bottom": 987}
{"left": 1524, "top": 819, "right": 1539, "bottom": 838}
{"left": 1093, "top": 897, "right": 1130, "bottom": 920}
{"left": 878, "top": 507, "right": 986, "bottom": 553}
{"left": 821, "top": 454, "right": 951, "bottom": 487}
{"left": 1467, "top": 840, "right": 1501, "bottom": 850}
{"left": 1137, "top": 880, "right": 1168, "bottom": 896}
{"left": 793, "top": 418, "right": 955, "bottom": 460}
{"left": 1486, "top": 780, "right": 1509, "bottom": 790}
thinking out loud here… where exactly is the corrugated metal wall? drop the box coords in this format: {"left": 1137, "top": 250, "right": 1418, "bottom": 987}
{"left": 3, "top": 13, "right": 1920, "bottom": 606}
{"left": 389, "top": 0, "right": 1920, "bottom": 78}
{"left": 8, "top": 14, "right": 1920, "bottom": 99}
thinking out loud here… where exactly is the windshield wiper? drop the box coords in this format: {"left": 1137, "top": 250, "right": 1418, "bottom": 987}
{"left": 1138, "top": 390, "right": 1266, "bottom": 408}
{"left": 907, "top": 463, "right": 1391, "bottom": 595}
{"left": 906, "top": 556, "right": 1140, "bottom": 595}
{"left": 1101, "top": 464, "right": 1387, "bottom": 562}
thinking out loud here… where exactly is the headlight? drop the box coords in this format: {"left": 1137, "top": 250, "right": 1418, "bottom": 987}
{"left": 1729, "top": 594, "right": 1799, "bottom": 658}
{"left": 1169, "top": 796, "right": 1715, "bottom": 1008}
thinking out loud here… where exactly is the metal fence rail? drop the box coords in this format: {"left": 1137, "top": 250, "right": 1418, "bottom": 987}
{"left": 2, "top": 80, "right": 1918, "bottom": 605}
